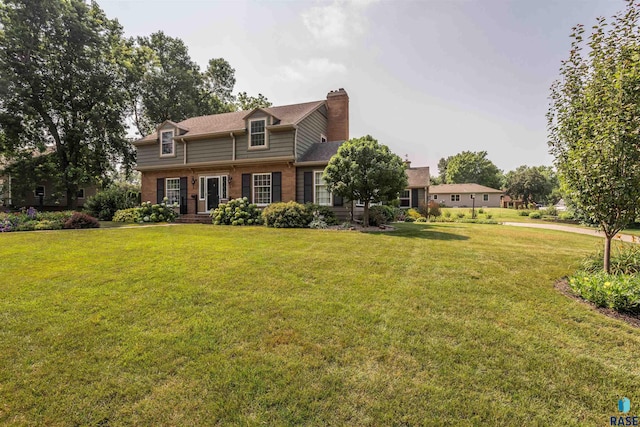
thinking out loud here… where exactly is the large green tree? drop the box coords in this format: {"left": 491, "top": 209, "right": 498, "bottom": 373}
{"left": 441, "top": 151, "right": 503, "bottom": 189}
{"left": 324, "top": 135, "right": 407, "bottom": 226}
{"left": 504, "top": 165, "right": 559, "bottom": 206}
{"left": 548, "top": 0, "right": 640, "bottom": 273}
{"left": 235, "top": 91, "right": 273, "bottom": 111}
{"left": 0, "top": 0, "right": 135, "bottom": 209}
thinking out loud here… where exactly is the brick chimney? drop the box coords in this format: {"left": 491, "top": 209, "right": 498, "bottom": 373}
{"left": 326, "top": 88, "right": 349, "bottom": 142}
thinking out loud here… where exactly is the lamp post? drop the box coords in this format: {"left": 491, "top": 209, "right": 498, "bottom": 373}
{"left": 471, "top": 194, "right": 476, "bottom": 219}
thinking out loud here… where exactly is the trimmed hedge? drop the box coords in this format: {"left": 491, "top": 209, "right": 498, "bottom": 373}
{"left": 263, "top": 201, "right": 309, "bottom": 228}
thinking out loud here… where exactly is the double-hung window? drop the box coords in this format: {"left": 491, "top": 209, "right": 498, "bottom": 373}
{"left": 451, "top": 194, "right": 460, "bottom": 202}
{"left": 400, "top": 189, "right": 411, "bottom": 207}
{"left": 483, "top": 194, "right": 489, "bottom": 202}
{"left": 160, "top": 130, "right": 174, "bottom": 156}
{"left": 253, "top": 173, "right": 271, "bottom": 205}
{"left": 250, "top": 119, "right": 266, "bottom": 148}
{"left": 166, "top": 178, "right": 180, "bottom": 205}
{"left": 314, "top": 171, "right": 331, "bottom": 206}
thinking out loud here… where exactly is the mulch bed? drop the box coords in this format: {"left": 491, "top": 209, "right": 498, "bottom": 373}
{"left": 555, "top": 279, "right": 640, "bottom": 328}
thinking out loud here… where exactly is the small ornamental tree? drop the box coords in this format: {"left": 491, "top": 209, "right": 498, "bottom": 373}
{"left": 323, "top": 135, "right": 407, "bottom": 226}
{"left": 548, "top": 0, "right": 640, "bottom": 273}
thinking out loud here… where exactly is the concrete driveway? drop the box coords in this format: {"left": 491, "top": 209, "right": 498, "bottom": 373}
{"left": 501, "top": 222, "right": 640, "bottom": 244}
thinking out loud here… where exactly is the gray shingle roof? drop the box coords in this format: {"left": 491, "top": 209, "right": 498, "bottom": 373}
{"left": 298, "top": 141, "right": 344, "bottom": 163}
{"left": 135, "top": 100, "right": 325, "bottom": 143}
{"left": 406, "top": 167, "right": 430, "bottom": 188}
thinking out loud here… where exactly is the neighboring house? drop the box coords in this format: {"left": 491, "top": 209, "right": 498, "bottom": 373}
{"left": 500, "top": 195, "right": 525, "bottom": 209}
{"left": 554, "top": 198, "right": 567, "bottom": 212}
{"left": 430, "top": 183, "right": 503, "bottom": 208}
{"left": 0, "top": 151, "right": 97, "bottom": 209}
{"left": 400, "top": 163, "right": 430, "bottom": 208}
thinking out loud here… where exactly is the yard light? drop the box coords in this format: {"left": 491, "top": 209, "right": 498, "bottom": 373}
{"left": 471, "top": 194, "right": 476, "bottom": 219}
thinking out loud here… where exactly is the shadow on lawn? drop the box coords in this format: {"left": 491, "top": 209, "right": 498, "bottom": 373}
{"left": 373, "top": 224, "right": 470, "bottom": 240}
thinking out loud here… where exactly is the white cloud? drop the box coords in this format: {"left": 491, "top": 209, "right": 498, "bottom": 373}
{"left": 278, "top": 58, "right": 347, "bottom": 82}
{"left": 301, "top": 0, "right": 377, "bottom": 48}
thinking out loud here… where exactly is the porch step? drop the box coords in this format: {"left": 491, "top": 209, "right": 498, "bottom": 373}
{"left": 175, "top": 214, "right": 212, "bottom": 224}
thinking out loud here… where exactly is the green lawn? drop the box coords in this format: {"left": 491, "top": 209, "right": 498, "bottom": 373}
{"left": 1, "top": 223, "right": 638, "bottom": 425}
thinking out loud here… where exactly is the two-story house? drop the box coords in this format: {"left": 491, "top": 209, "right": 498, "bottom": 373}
{"left": 134, "top": 88, "right": 430, "bottom": 220}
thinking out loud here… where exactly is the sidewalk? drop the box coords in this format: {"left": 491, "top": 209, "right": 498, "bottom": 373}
{"left": 501, "top": 222, "right": 639, "bottom": 243}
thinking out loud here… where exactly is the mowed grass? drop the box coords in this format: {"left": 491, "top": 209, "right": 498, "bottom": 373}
{"left": 1, "top": 223, "right": 638, "bottom": 425}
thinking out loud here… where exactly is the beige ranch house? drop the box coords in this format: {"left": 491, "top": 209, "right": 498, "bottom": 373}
{"left": 430, "top": 183, "right": 503, "bottom": 208}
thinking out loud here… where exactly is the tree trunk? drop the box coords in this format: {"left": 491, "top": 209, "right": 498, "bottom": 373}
{"left": 363, "top": 201, "right": 369, "bottom": 228}
{"left": 604, "top": 234, "right": 612, "bottom": 274}
{"left": 67, "top": 189, "right": 78, "bottom": 210}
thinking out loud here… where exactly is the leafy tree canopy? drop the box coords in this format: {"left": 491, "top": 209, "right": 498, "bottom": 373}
{"left": 236, "top": 92, "right": 273, "bottom": 111}
{"left": 548, "top": 0, "right": 640, "bottom": 272}
{"left": 504, "top": 165, "right": 559, "bottom": 206}
{"left": 441, "top": 151, "right": 503, "bottom": 189}
{"left": 0, "top": 0, "right": 135, "bottom": 208}
{"left": 324, "top": 135, "right": 407, "bottom": 226}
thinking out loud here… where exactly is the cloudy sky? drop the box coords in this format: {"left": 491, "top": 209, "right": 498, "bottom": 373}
{"left": 97, "top": 0, "right": 624, "bottom": 175}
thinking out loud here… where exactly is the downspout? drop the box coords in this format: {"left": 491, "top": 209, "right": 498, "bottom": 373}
{"left": 294, "top": 127, "right": 298, "bottom": 160}
{"left": 231, "top": 132, "right": 236, "bottom": 161}
{"left": 182, "top": 138, "right": 187, "bottom": 165}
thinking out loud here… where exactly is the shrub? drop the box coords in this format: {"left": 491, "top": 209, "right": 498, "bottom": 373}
{"left": 63, "top": 212, "right": 100, "bottom": 229}
{"left": 569, "top": 272, "right": 640, "bottom": 313}
{"left": 393, "top": 207, "right": 407, "bottom": 222}
{"left": 309, "top": 217, "right": 328, "bottom": 229}
{"left": 262, "top": 201, "right": 309, "bottom": 228}
{"left": 406, "top": 208, "right": 422, "bottom": 220}
{"left": 485, "top": 213, "right": 493, "bottom": 219}
{"left": 34, "top": 220, "right": 63, "bottom": 230}
{"left": 529, "top": 211, "right": 541, "bottom": 219}
{"left": 415, "top": 216, "right": 427, "bottom": 223}
{"left": 518, "top": 210, "right": 531, "bottom": 216}
{"left": 304, "top": 203, "right": 338, "bottom": 225}
{"left": 112, "top": 208, "right": 141, "bottom": 223}
{"left": 443, "top": 210, "right": 452, "bottom": 218}
{"left": 368, "top": 205, "right": 395, "bottom": 226}
{"left": 559, "top": 211, "right": 574, "bottom": 221}
{"left": 84, "top": 185, "right": 140, "bottom": 221}
{"left": 404, "top": 217, "right": 415, "bottom": 223}
{"left": 478, "top": 208, "right": 484, "bottom": 214}
{"left": 0, "top": 210, "right": 72, "bottom": 232}
{"left": 456, "top": 212, "right": 465, "bottom": 219}
{"left": 138, "top": 199, "right": 178, "bottom": 223}
{"left": 581, "top": 244, "right": 640, "bottom": 275}
{"left": 543, "top": 206, "right": 558, "bottom": 216}
{"left": 426, "top": 200, "right": 441, "bottom": 218}
{"left": 211, "top": 197, "right": 262, "bottom": 226}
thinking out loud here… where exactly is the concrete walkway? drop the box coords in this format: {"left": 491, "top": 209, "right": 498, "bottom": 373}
{"left": 501, "top": 222, "right": 640, "bottom": 244}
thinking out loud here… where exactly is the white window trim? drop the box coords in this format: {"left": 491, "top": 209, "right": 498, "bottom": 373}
{"left": 320, "top": 133, "right": 327, "bottom": 143}
{"left": 400, "top": 189, "right": 411, "bottom": 207}
{"left": 433, "top": 194, "right": 438, "bottom": 200}
{"left": 199, "top": 176, "right": 206, "bottom": 201}
{"left": 252, "top": 173, "right": 272, "bottom": 206}
{"left": 483, "top": 194, "right": 489, "bottom": 202}
{"left": 34, "top": 185, "right": 45, "bottom": 198}
{"left": 160, "top": 129, "right": 176, "bottom": 157}
{"left": 313, "top": 170, "right": 332, "bottom": 206}
{"left": 166, "top": 177, "right": 180, "bottom": 206}
{"left": 248, "top": 118, "right": 269, "bottom": 150}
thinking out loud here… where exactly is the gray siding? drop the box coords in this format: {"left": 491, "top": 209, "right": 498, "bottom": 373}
{"left": 295, "top": 166, "right": 351, "bottom": 220}
{"left": 296, "top": 105, "right": 327, "bottom": 160}
{"left": 187, "top": 137, "right": 233, "bottom": 163}
{"left": 136, "top": 140, "right": 185, "bottom": 167}
{"left": 236, "top": 129, "right": 295, "bottom": 160}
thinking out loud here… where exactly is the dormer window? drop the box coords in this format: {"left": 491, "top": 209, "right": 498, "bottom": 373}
{"left": 320, "top": 134, "right": 327, "bottom": 143}
{"left": 249, "top": 119, "right": 267, "bottom": 148}
{"left": 160, "top": 130, "right": 175, "bottom": 156}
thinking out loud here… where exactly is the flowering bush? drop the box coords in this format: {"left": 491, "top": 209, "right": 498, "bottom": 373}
{"left": 262, "top": 201, "right": 309, "bottom": 228}
{"left": 138, "top": 199, "right": 178, "bottom": 222}
{"left": 569, "top": 272, "right": 640, "bottom": 313}
{"left": 211, "top": 197, "right": 262, "bottom": 226}
{"left": 112, "top": 208, "right": 141, "bottom": 223}
{"left": 0, "top": 209, "right": 76, "bottom": 232}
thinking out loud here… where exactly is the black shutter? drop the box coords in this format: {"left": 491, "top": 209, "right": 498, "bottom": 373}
{"left": 242, "top": 174, "right": 251, "bottom": 201}
{"left": 333, "top": 194, "right": 343, "bottom": 207}
{"left": 411, "top": 189, "right": 419, "bottom": 208}
{"left": 272, "top": 172, "right": 281, "bottom": 202}
{"left": 179, "top": 177, "right": 188, "bottom": 214}
{"left": 156, "top": 178, "right": 164, "bottom": 204}
{"left": 303, "top": 172, "right": 313, "bottom": 203}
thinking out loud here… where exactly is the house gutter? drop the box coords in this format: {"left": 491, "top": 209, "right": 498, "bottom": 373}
{"left": 230, "top": 132, "right": 236, "bottom": 161}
